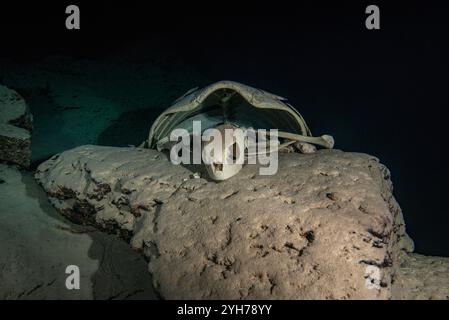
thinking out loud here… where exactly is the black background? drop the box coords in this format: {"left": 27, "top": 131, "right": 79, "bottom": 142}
{"left": 2, "top": 299, "right": 446, "bottom": 318}
{"left": 1, "top": 1, "right": 448, "bottom": 256}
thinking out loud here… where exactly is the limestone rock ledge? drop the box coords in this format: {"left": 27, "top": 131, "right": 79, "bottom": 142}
{"left": 0, "top": 85, "right": 33, "bottom": 169}
{"left": 35, "top": 145, "right": 422, "bottom": 299}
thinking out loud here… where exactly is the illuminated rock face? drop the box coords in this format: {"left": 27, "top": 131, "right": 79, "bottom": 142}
{"left": 0, "top": 85, "right": 33, "bottom": 169}
{"left": 36, "top": 145, "right": 436, "bottom": 299}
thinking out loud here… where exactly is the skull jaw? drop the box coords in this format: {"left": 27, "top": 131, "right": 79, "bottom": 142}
{"left": 205, "top": 162, "right": 243, "bottom": 181}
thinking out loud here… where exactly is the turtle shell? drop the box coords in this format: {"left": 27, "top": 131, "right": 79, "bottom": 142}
{"left": 148, "top": 80, "right": 312, "bottom": 150}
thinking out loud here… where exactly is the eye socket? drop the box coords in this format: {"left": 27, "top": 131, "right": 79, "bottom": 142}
{"left": 213, "top": 162, "right": 223, "bottom": 172}
{"left": 232, "top": 142, "right": 238, "bottom": 161}
{"left": 227, "top": 142, "right": 241, "bottom": 163}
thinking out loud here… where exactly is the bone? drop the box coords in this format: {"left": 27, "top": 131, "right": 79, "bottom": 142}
{"left": 294, "top": 142, "right": 317, "bottom": 154}
{"left": 202, "top": 124, "right": 244, "bottom": 181}
{"left": 277, "top": 132, "right": 335, "bottom": 149}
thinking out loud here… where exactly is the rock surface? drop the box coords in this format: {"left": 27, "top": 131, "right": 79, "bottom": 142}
{"left": 0, "top": 164, "right": 156, "bottom": 299}
{"left": 0, "top": 85, "right": 33, "bottom": 168}
{"left": 392, "top": 252, "right": 449, "bottom": 299}
{"left": 34, "top": 145, "right": 432, "bottom": 299}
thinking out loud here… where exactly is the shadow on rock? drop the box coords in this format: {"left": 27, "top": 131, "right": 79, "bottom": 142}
{"left": 22, "top": 172, "right": 157, "bottom": 300}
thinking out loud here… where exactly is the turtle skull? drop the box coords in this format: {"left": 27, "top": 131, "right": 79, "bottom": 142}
{"left": 202, "top": 124, "right": 244, "bottom": 181}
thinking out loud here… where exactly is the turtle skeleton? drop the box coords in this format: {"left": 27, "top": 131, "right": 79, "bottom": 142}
{"left": 147, "top": 80, "right": 334, "bottom": 180}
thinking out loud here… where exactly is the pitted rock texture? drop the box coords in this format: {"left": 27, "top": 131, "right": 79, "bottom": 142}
{"left": 35, "top": 145, "right": 417, "bottom": 299}
{"left": 0, "top": 85, "right": 32, "bottom": 168}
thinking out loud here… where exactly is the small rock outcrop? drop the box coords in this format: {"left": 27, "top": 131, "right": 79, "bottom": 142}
{"left": 34, "top": 145, "right": 432, "bottom": 299}
{"left": 0, "top": 85, "right": 33, "bottom": 169}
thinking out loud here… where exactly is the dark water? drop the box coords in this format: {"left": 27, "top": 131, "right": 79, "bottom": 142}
{"left": 1, "top": 3, "right": 448, "bottom": 256}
